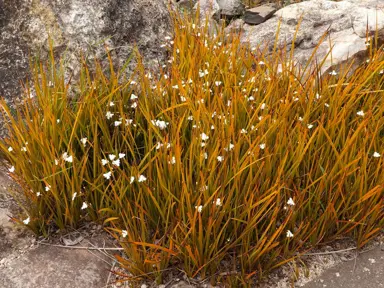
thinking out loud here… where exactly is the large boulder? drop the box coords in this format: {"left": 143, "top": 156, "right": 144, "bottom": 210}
{"left": 228, "top": 0, "right": 384, "bottom": 73}
{"left": 218, "top": 0, "right": 245, "bottom": 18}
{"left": 0, "top": 0, "right": 172, "bottom": 101}
{"left": 193, "top": 0, "right": 221, "bottom": 21}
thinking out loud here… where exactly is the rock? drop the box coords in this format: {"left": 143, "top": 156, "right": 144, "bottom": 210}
{"left": 177, "top": 0, "right": 198, "bottom": 12}
{"left": 244, "top": 4, "right": 277, "bottom": 25}
{"left": 193, "top": 0, "right": 221, "bottom": 21}
{"left": 225, "top": 18, "right": 245, "bottom": 34}
{"left": 0, "top": 0, "right": 172, "bottom": 102}
{"left": 0, "top": 245, "right": 110, "bottom": 288}
{"left": 233, "top": 0, "right": 384, "bottom": 74}
{"left": 218, "top": 0, "right": 245, "bottom": 18}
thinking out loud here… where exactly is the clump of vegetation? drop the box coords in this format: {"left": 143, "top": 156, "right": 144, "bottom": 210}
{"left": 1, "top": 12, "right": 383, "bottom": 286}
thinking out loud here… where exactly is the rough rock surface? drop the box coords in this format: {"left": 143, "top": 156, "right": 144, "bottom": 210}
{"left": 228, "top": 0, "right": 384, "bottom": 73}
{"left": 244, "top": 4, "right": 277, "bottom": 25}
{"left": 218, "top": 0, "right": 245, "bottom": 18}
{"left": 0, "top": 170, "right": 115, "bottom": 288}
{"left": 0, "top": 0, "right": 172, "bottom": 101}
{"left": 177, "top": 0, "right": 199, "bottom": 11}
{"left": 193, "top": 0, "right": 220, "bottom": 21}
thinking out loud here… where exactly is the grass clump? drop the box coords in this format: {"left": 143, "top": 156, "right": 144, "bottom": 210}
{"left": 1, "top": 13, "right": 384, "bottom": 285}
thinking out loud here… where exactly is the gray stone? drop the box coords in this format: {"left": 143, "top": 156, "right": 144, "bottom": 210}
{"left": 230, "top": 0, "right": 384, "bottom": 74}
{"left": 193, "top": 0, "right": 221, "bottom": 21}
{"left": 177, "top": 0, "right": 199, "bottom": 12}
{"left": 225, "top": 18, "right": 245, "bottom": 34}
{"left": 218, "top": 0, "right": 245, "bottom": 18}
{"left": 244, "top": 4, "right": 277, "bottom": 25}
{"left": 302, "top": 245, "right": 384, "bottom": 288}
{"left": 0, "top": 170, "right": 114, "bottom": 288}
{"left": 0, "top": 0, "right": 172, "bottom": 102}
{"left": 0, "top": 245, "right": 111, "bottom": 288}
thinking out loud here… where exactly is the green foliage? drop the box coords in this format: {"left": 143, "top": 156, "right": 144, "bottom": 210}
{"left": 1, "top": 12, "right": 384, "bottom": 286}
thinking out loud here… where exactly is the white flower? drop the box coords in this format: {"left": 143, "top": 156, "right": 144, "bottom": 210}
{"left": 131, "top": 102, "right": 138, "bottom": 109}
{"left": 45, "top": 185, "right": 51, "bottom": 191}
{"left": 217, "top": 156, "right": 224, "bottom": 162}
{"left": 240, "top": 129, "right": 247, "bottom": 134}
{"left": 201, "top": 133, "right": 209, "bottom": 141}
{"left": 187, "top": 116, "right": 194, "bottom": 121}
{"left": 259, "top": 143, "right": 266, "bottom": 150}
{"left": 8, "top": 147, "right": 13, "bottom": 152}
{"left": 151, "top": 120, "right": 169, "bottom": 130}
{"left": 80, "top": 138, "right": 87, "bottom": 147}
{"left": 195, "top": 205, "right": 203, "bottom": 213}
{"left": 55, "top": 159, "right": 59, "bottom": 165}
{"left": 215, "top": 198, "right": 222, "bottom": 207}
{"left": 130, "top": 176, "right": 135, "bottom": 184}
{"left": 101, "top": 159, "right": 109, "bottom": 166}
{"left": 106, "top": 111, "right": 114, "bottom": 119}
{"left": 169, "top": 156, "right": 176, "bottom": 165}
{"left": 180, "top": 96, "right": 186, "bottom": 102}
{"left": 155, "top": 142, "right": 163, "bottom": 150}
{"left": 72, "top": 192, "right": 77, "bottom": 201}
{"left": 307, "top": 124, "right": 314, "bottom": 129}
{"left": 81, "top": 202, "right": 88, "bottom": 210}
{"left": 287, "top": 197, "right": 295, "bottom": 206}
{"left": 204, "top": 152, "right": 208, "bottom": 159}
{"left": 121, "top": 230, "right": 128, "bottom": 238}
{"left": 260, "top": 103, "right": 266, "bottom": 110}
{"left": 108, "top": 154, "right": 116, "bottom": 161}
{"left": 103, "top": 171, "right": 112, "bottom": 180}
{"left": 109, "top": 101, "right": 115, "bottom": 107}
{"left": 8, "top": 166, "right": 15, "bottom": 173}
{"left": 224, "top": 143, "right": 234, "bottom": 151}
{"left": 258, "top": 61, "right": 265, "bottom": 65}
{"left": 215, "top": 81, "right": 222, "bottom": 86}
{"left": 125, "top": 119, "right": 134, "bottom": 126}
{"left": 21, "top": 147, "right": 27, "bottom": 152}
{"left": 138, "top": 175, "right": 147, "bottom": 182}
{"left": 329, "top": 70, "right": 338, "bottom": 76}
{"left": 57, "top": 119, "right": 60, "bottom": 124}
{"left": 118, "top": 153, "right": 125, "bottom": 159}
{"left": 172, "top": 85, "right": 179, "bottom": 89}
{"left": 112, "top": 159, "right": 120, "bottom": 167}
{"left": 114, "top": 121, "right": 122, "bottom": 127}
{"left": 62, "top": 153, "right": 73, "bottom": 163}
{"left": 130, "top": 94, "right": 138, "bottom": 100}
{"left": 286, "top": 230, "right": 294, "bottom": 238}
{"left": 357, "top": 110, "right": 364, "bottom": 117}
{"left": 36, "top": 192, "right": 41, "bottom": 197}
{"left": 373, "top": 152, "right": 381, "bottom": 158}
{"left": 23, "top": 217, "right": 30, "bottom": 225}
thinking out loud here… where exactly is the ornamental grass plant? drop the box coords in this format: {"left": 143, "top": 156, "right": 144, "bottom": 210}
{"left": 0, "top": 12, "right": 383, "bottom": 286}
